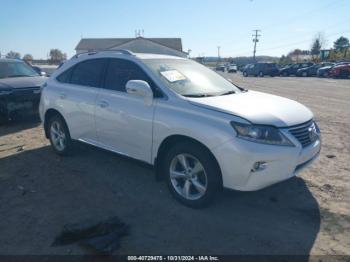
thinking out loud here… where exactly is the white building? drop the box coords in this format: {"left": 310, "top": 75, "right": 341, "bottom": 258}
{"left": 75, "top": 37, "right": 187, "bottom": 57}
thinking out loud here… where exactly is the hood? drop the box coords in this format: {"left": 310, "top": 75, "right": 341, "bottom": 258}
{"left": 0, "top": 76, "right": 47, "bottom": 89}
{"left": 186, "top": 90, "right": 313, "bottom": 127}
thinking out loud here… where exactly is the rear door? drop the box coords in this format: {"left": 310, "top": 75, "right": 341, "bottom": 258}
{"left": 94, "top": 58, "right": 157, "bottom": 163}
{"left": 54, "top": 58, "right": 107, "bottom": 142}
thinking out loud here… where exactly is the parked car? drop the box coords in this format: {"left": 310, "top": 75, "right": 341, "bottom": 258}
{"left": 0, "top": 58, "right": 47, "bottom": 121}
{"left": 40, "top": 50, "right": 321, "bottom": 207}
{"left": 242, "top": 63, "right": 279, "bottom": 77}
{"left": 279, "top": 62, "right": 314, "bottom": 76}
{"left": 317, "top": 62, "right": 350, "bottom": 77}
{"left": 37, "top": 65, "right": 58, "bottom": 77}
{"left": 215, "top": 65, "right": 226, "bottom": 72}
{"left": 329, "top": 63, "right": 350, "bottom": 78}
{"left": 227, "top": 64, "right": 238, "bottom": 73}
{"left": 297, "top": 62, "right": 334, "bottom": 77}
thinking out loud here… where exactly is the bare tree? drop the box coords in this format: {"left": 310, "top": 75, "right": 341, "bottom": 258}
{"left": 6, "top": 51, "right": 21, "bottom": 59}
{"left": 23, "top": 54, "right": 34, "bottom": 62}
{"left": 49, "top": 49, "right": 67, "bottom": 64}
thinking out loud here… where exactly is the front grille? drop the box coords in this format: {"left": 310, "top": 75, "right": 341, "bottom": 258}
{"left": 288, "top": 120, "right": 317, "bottom": 148}
{"left": 10, "top": 87, "right": 41, "bottom": 102}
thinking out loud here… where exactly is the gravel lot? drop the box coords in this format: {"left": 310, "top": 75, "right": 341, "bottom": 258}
{"left": 0, "top": 74, "right": 349, "bottom": 256}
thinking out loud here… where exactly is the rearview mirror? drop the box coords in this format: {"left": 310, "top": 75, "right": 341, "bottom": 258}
{"left": 126, "top": 80, "right": 153, "bottom": 105}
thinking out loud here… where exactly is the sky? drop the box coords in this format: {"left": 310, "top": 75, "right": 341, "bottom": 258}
{"left": 1, "top": 0, "right": 349, "bottom": 59}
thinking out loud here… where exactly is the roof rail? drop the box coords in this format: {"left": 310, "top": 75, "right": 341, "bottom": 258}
{"left": 98, "top": 49, "right": 135, "bottom": 56}
{"left": 73, "top": 49, "right": 134, "bottom": 59}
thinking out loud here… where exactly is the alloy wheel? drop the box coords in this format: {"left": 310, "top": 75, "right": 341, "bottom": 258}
{"left": 50, "top": 121, "right": 66, "bottom": 151}
{"left": 169, "top": 153, "right": 208, "bottom": 200}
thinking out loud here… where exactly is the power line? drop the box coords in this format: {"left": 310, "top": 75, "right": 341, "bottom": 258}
{"left": 252, "top": 30, "right": 261, "bottom": 61}
{"left": 227, "top": 28, "right": 350, "bottom": 57}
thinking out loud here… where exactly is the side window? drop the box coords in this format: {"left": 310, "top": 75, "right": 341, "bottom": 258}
{"left": 56, "top": 68, "right": 73, "bottom": 83}
{"left": 104, "top": 59, "right": 154, "bottom": 93}
{"left": 70, "top": 59, "right": 106, "bottom": 87}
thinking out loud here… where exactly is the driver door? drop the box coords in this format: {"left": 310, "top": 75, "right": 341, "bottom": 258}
{"left": 94, "top": 58, "right": 157, "bottom": 163}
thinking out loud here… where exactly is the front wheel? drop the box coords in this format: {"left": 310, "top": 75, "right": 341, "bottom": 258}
{"left": 163, "top": 142, "right": 221, "bottom": 208}
{"left": 48, "top": 115, "right": 72, "bottom": 155}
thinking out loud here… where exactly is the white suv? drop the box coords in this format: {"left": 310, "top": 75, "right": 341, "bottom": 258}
{"left": 40, "top": 50, "right": 321, "bottom": 207}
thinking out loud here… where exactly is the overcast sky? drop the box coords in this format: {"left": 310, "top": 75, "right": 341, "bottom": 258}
{"left": 1, "top": 0, "right": 349, "bottom": 59}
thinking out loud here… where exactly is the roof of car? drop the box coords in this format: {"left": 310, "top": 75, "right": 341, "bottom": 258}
{"left": 0, "top": 58, "right": 24, "bottom": 63}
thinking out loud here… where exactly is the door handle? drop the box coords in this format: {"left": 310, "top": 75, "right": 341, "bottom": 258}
{"left": 59, "top": 93, "right": 67, "bottom": 99}
{"left": 97, "top": 101, "right": 109, "bottom": 108}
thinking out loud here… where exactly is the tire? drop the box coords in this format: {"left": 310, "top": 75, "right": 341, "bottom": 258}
{"left": 243, "top": 72, "right": 248, "bottom": 77}
{"left": 163, "top": 142, "right": 221, "bottom": 208}
{"left": 47, "top": 114, "right": 72, "bottom": 155}
{"left": 259, "top": 71, "right": 264, "bottom": 77}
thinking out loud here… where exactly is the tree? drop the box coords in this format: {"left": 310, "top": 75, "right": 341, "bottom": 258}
{"left": 6, "top": 51, "right": 21, "bottom": 59}
{"left": 23, "top": 54, "right": 33, "bottom": 62}
{"left": 49, "top": 49, "right": 67, "bottom": 64}
{"left": 333, "top": 36, "right": 349, "bottom": 51}
{"left": 279, "top": 55, "right": 292, "bottom": 65}
{"left": 311, "top": 39, "right": 321, "bottom": 62}
{"left": 333, "top": 36, "right": 349, "bottom": 58}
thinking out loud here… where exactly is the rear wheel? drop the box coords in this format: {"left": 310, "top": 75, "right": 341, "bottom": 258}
{"left": 163, "top": 142, "right": 221, "bottom": 208}
{"left": 48, "top": 115, "right": 72, "bottom": 155}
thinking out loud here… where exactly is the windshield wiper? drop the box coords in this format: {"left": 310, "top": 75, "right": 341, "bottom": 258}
{"left": 219, "top": 90, "right": 236, "bottom": 96}
{"left": 183, "top": 93, "right": 214, "bottom": 98}
{"left": 6, "top": 75, "right": 32, "bottom": 78}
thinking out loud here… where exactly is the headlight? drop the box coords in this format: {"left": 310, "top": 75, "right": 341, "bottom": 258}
{"left": 230, "top": 121, "right": 294, "bottom": 146}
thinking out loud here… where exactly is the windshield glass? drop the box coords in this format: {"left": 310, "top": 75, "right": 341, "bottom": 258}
{"left": 143, "top": 59, "right": 241, "bottom": 97}
{"left": 0, "top": 61, "right": 39, "bottom": 79}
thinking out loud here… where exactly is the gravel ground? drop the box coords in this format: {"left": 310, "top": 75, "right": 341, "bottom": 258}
{"left": 0, "top": 74, "right": 349, "bottom": 256}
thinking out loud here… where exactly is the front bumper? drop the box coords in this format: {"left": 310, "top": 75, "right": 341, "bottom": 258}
{"left": 0, "top": 88, "right": 41, "bottom": 117}
{"left": 212, "top": 135, "right": 321, "bottom": 191}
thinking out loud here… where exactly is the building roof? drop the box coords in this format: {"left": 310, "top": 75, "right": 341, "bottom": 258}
{"left": 75, "top": 37, "right": 183, "bottom": 52}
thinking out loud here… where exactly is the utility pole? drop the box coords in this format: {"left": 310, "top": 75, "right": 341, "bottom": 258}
{"left": 252, "top": 30, "right": 261, "bottom": 62}
{"left": 217, "top": 46, "right": 221, "bottom": 64}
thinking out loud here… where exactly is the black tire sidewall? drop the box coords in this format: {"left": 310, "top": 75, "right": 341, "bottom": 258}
{"left": 163, "top": 142, "right": 221, "bottom": 208}
{"left": 48, "top": 115, "right": 72, "bottom": 155}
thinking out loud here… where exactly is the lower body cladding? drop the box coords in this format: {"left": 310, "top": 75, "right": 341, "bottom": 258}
{"left": 212, "top": 137, "right": 321, "bottom": 191}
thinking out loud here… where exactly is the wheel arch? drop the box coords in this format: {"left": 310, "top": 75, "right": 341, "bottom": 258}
{"left": 43, "top": 109, "right": 67, "bottom": 138}
{"left": 154, "top": 134, "right": 223, "bottom": 186}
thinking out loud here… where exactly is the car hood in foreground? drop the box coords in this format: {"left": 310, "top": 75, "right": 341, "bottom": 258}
{"left": 0, "top": 76, "right": 47, "bottom": 90}
{"left": 186, "top": 90, "right": 313, "bottom": 127}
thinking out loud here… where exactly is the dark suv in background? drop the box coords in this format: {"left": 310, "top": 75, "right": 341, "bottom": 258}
{"left": 0, "top": 59, "right": 47, "bottom": 122}
{"left": 242, "top": 63, "right": 279, "bottom": 77}
{"left": 279, "top": 62, "right": 314, "bottom": 76}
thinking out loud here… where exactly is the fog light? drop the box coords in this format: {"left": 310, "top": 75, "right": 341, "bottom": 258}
{"left": 251, "top": 161, "right": 267, "bottom": 172}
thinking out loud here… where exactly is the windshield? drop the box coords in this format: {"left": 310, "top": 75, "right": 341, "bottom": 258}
{"left": 143, "top": 59, "right": 241, "bottom": 97}
{"left": 0, "top": 61, "right": 39, "bottom": 79}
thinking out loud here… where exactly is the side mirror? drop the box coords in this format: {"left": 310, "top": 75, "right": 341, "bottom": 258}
{"left": 40, "top": 71, "right": 47, "bottom": 77}
{"left": 126, "top": 80, "right": 153, "bottom": 105}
